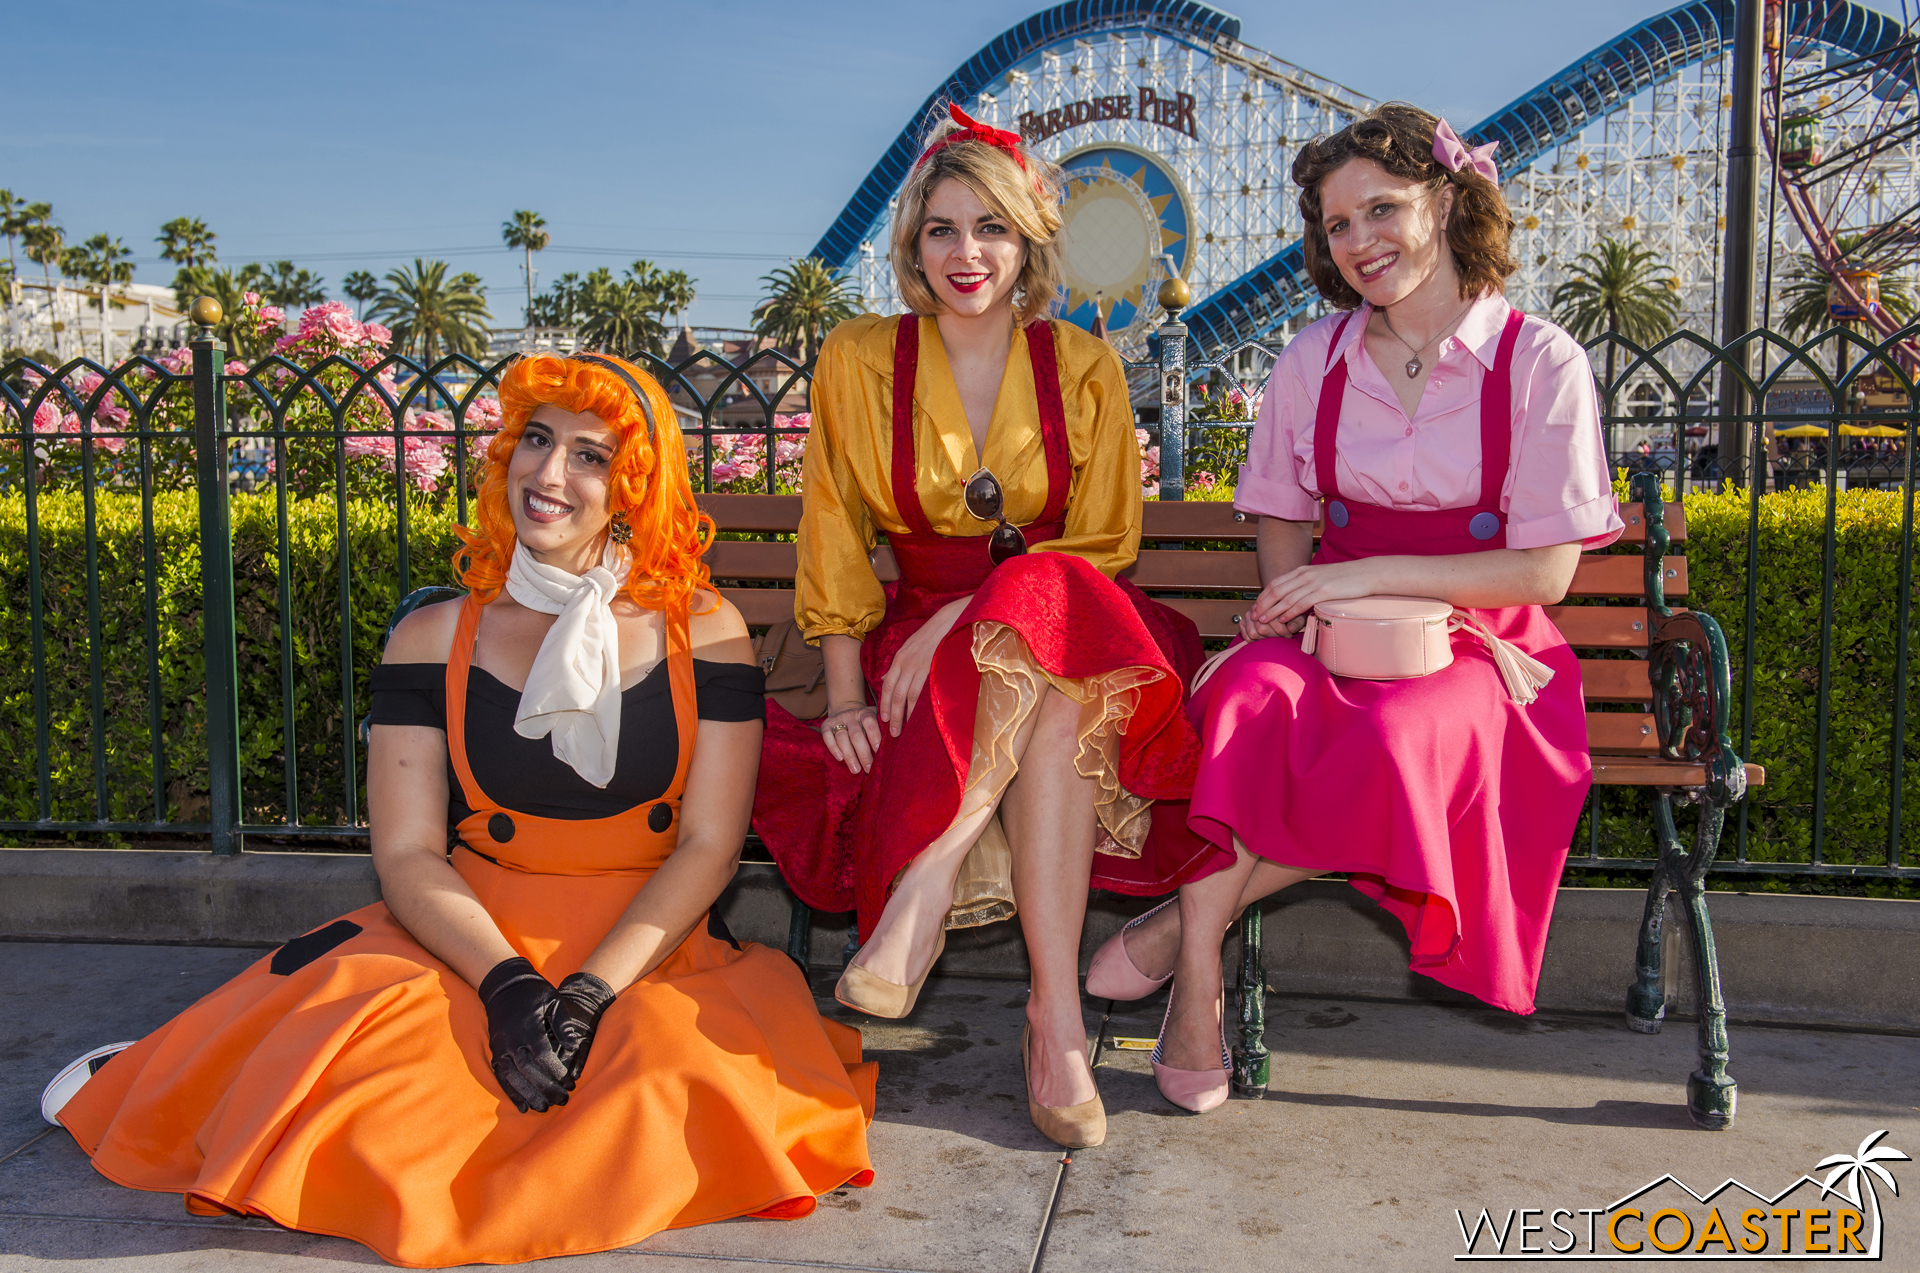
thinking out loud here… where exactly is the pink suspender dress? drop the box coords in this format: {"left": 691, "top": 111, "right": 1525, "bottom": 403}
{"left": 1184, "top": 309, "right": 1593, "bottom": 1014}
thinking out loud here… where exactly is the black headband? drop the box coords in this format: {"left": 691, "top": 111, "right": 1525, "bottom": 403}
{"left": 569, "top": 353, "right": 659, "bottom": 450}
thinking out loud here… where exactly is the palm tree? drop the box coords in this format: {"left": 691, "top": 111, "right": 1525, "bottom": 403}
{"left": 754, "top": 258, "right": 862, "bottom": 363}
{"left": 0, "top": 192, "right": 35, "bottom": 292}
{"left": 658, "top": 268, "right": 697, "bottom": 330}
{"left": 501, "top": 211, "right": 550, "bottom": 326}
{"left": 1552, "top": 238, "right": 1682, "bottom": 454}
{"left": 1815, "top": 1130, "right": 1908, "bottom": 1252}
{"left": 526, "top": 272, "right": 585, "bottom": 328}
{"left": 260, "top": 260, "right": 326, "bottom": 308}
{"left": 156, "top": 217, "right": 216, "bottom": 269}
{"left": 342, "top": 270, "right": 380, "bottom": 320}
{"left": 69, "top": 234, "right": 133, "bottom": 359}
{"left": 22, "top": 218, "right": 65, "bottom": 353}
{"left": 576, "top": 266, "right": 671, "bottom": 357}
{"left": 368, "top": 258, "right": 491, "bottom": 362}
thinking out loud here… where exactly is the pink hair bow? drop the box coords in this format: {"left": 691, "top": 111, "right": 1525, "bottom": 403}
{"left": 1433, "top": 118, "right": 1500, "bottom": 184}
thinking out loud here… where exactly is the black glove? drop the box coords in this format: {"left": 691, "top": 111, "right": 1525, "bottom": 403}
{"left": 550, "top": 971, "right": 618, "bottom": 1088}
{"left": 477, "top": 957, "right": 570, "bottom": 1113}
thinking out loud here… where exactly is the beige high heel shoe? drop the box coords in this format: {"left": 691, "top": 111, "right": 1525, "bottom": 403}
{"left": 833, "top": 930, "right": 946, "bottom": 1019}
{"left": 1021, "top": 1025, "right": 1106, "bottom": 1149}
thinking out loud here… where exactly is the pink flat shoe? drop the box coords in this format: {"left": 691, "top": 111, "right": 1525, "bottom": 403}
{"left": 1084, "top": 897, "right": 1177, "bottom": 1001}
{"left": 1149, "top": 984, "right": 1231, "bottom": 1114}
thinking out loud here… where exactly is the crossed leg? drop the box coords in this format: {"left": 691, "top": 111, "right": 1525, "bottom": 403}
{"left": 849, "top": 680, "right": 1100, "bottom": 1108}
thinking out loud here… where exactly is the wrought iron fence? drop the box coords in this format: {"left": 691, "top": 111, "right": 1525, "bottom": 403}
{"left": 0, "top": 306, "right": 1912, "bottom": 881}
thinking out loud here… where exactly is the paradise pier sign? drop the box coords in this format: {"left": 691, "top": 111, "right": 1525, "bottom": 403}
{"left": 1017, "top": 86, "right": 1199, "bottom": 145}
{"left": 815, "top": 6, "right": 1375, "bottom": 352}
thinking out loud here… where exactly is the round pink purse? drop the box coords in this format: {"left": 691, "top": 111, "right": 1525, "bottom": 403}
{"left": 1298, "top": 595, "right": 1454, "bottom": 679}
{"left": 1192, "top": 596, "right": 1555, "bottom": 704}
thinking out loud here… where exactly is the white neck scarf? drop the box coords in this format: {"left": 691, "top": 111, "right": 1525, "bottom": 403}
{"left": 505, "top": 541, "right": 631, "bottom": 788}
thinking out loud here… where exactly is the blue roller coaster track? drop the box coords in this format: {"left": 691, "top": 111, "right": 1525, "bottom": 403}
{"left": 815, "top": 0, "right": 1918, "bottom": 357}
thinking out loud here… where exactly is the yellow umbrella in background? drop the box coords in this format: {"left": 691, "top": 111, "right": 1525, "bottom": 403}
{"left": 1773, "top": 422, "right": 1910, "bottom": 437}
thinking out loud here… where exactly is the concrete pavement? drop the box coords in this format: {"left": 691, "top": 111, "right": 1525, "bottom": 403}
{"left": 0, "top": 940, "right": 1914, "bottom": 1270}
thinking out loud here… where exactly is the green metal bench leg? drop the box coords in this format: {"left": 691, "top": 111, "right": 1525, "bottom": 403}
{"left": 783, "top": 892, "right": 813, "bottom": 974}
{"left": 1231, "top": 905, "right": 1269, "bottom": 1098}
{"left": 1625, "top": 803, "right": 1674, "bottom": 1034}
{"left": 1674, "top": 799, "right": 1737, "bottom": 1130}
{"left": 1624, "top": 789, "right": 1737, "bottom": 1129}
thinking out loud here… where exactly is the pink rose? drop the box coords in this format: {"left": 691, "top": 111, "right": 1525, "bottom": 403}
{"left": 256, "top": 305, "right": 286, "bottom": 331}
{"left": 466, "top": 396, "right": 502, "bottom": 424}
{"left": 300, "top": 301, "right": 365, "bottom": 346}
{"left": 363, "top": 323, "right": 392, "bottom": 348}
{"left": 404, "top": 437, "right": 449, "bottom": 491}
{"left": 343, "top": 435, "right": 397, "bottom": 460}
{"left": 225, "top": 360, "right": 249, "bottom": 376}
{"left": 32, "top": 401, "right": 63, "bottom": 433}
{"left": 243, "top": 291, "right": 261, "bottom": 307}
{"left": 710, "top": 460, "right": 744, "bottom": 482}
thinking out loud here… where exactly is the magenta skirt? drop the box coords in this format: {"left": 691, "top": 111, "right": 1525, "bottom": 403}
{"left": 1186, "top": 605, "right": 1590, "bottom": 1014}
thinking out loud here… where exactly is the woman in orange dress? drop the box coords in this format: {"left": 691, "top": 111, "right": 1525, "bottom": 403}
{"left": 47, "top": 353, "right": 876, "bottom": 1268}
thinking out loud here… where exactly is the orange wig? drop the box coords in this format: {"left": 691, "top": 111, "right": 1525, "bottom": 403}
{"left": 453, "top": 353, "right": 716, "bottom": 617}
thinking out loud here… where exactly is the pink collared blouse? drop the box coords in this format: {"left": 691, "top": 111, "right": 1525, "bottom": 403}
{"left": 1234, "top": 292, "right": 1624, "bottom": 551}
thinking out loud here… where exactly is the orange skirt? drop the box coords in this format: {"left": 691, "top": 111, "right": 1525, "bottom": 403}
{"left": 59, "top": 881, "right": 877, "bottom": 1268}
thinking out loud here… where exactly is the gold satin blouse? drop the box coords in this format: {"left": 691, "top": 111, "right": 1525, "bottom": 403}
{"left": 795, "top": 313, "right": 1144, "bottom": 642}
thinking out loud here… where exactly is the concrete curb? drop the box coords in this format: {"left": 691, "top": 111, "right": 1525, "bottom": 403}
{"left": 4, "top": 848, "right": 1914, "bottom": 1030}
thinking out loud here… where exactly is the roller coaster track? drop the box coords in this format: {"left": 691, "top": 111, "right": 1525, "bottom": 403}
{"left": 815, "top": 0, "right": 1918, "bottom": 358}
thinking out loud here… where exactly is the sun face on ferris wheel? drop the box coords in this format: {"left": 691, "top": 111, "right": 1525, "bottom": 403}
{"left": 1056, "top": 146, "right": 1192, "bottom": 345}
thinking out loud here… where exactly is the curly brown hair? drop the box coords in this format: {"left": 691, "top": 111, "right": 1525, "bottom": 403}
{"left": 1293, "top": 102, "right": 1517, "bottom": 310}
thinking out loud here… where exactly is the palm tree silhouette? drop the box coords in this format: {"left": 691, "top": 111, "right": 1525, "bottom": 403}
{"left": 342, "top": 271, "right": 380, "bottom": 322}
{"left": 368, "top": 259, "right": 491, "bottom": 362}
{"left": 753, "top": 258, "right": 863, "bottom": 364}
{"left": 1552, "top": 237, "right": 1682, "bottom": 458}
{"left": 1816, "top": 1129, "right": 1908, "bottom": 1249}
{"left": 501, "top": 211, "right": 550, "bottom": 327}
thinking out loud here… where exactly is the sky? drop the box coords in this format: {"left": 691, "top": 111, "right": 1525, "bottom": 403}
{"left": 3, "top": 0, "right": 1914, "bottom": 331}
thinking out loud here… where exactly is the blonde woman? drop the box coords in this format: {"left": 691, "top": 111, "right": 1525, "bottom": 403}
{"left": 753, "top": 106, "right": 1209, "bottom": 1150}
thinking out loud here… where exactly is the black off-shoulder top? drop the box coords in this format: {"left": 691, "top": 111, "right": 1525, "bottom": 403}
{"left": 368, "top": 658, "right": 764, "bottom": 823}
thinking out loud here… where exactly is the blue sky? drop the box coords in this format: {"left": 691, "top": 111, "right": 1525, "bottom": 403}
{"left": 2, "top": 0, "right": 1911, "bottom": 329}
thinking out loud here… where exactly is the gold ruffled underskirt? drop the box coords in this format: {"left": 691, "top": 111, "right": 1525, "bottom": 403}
{"left": 941, "top": 621, "right": 1163, "bottom": 930}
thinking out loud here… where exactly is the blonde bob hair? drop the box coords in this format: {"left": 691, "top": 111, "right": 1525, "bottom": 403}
{"left": 889, "top": 112, "right": 1064, "bottom": 327}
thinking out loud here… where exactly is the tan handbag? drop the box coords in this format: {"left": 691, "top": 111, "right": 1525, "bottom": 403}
{"left": 753, "top": 619, "right": 828, "bottom": 720}
{"left": 1192, "top": 596, "right": 1554, "bottom": 704}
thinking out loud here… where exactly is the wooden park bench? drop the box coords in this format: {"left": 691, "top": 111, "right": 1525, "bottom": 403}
{"left": 381, "top": 471, "right": 1761, "bottom": 1130}
{"left": 694, "top": 469, "right": 1762, "bottom": 1130}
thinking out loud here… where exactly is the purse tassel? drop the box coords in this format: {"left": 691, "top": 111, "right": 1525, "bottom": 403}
{"left": 1449, "top": 611, "right": 1554, "bottom": 705}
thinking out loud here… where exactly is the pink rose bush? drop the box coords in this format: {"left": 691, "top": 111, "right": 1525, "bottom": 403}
{"left": 695, "top": 413, "right": 809, "bottom": 493}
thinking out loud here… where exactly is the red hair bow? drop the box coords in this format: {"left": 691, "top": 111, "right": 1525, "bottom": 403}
{"left": 915, "top": 103, "right": 1028, "bottom": 171}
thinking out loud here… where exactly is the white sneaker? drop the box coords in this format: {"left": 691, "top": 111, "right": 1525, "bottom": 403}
{"left": 40, "top": 1043, "right": 135, "bottom": 1126}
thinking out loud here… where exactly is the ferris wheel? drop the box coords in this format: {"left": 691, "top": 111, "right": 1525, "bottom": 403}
{"left": 1763, "top": 0, "right": 1920, "bottom": 356}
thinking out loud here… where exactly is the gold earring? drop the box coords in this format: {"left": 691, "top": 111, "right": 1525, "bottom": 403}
{"left": 609, "top": 510, "right": 633, "bottom": 545}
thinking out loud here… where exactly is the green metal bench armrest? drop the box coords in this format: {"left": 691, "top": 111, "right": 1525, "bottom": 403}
{"left": 1632, "top": 473, "right": 1748, "bottom": 808}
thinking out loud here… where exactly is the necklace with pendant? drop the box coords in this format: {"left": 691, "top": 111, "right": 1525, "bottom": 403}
{"left": 1379, "top": 304, "right": 1471, "bottom": 379}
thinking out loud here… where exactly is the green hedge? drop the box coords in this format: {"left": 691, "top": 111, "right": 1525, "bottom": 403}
{"left": 0, "top": 491, "right": 462, "bottom": 830}
{"left": 2, "top": 486, "right": 1914, "bottom": 869}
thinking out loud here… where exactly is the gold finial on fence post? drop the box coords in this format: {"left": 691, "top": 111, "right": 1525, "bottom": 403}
{"left": 1157, "top": 277, "right": 1191, "bottom": 315}
{"left": 189, "top": 296, "right": 223, "bottom": 338}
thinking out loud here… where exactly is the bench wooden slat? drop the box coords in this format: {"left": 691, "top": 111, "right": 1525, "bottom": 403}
{"left": 1594, "top": 758, "right": 1766, "bottom": 787}
{"left": 718, "top": 587, "right": 798, "bottom": 625}
{"left": 1566, "top": 554, "right": 1687, "bottom": 598}
{"left": 1545, "top": 605, "right": 1649, "bottom": 648}
{"left": 699, "top": 497, "right": 1686, "bottom": 546}
{"left": 706, "top": 540, "right": 801, "bottom": 579}
{"left": 1588, "top": 712, "right": 1658, "bottom": 753}
{"left": 1579, "top": 659, "right": 1652, "bottom": 703}
{"left": 698, "top": 492, "right": 803, "bottom": 530}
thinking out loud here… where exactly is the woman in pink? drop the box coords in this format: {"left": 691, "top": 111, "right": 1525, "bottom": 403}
{"left": 1084, "top": 103, "right": 1623, "bottom": 1111}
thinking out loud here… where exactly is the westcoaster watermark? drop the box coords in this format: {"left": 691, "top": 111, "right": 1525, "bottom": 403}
{"left": 1454, "top": 1130, "right": 1907, "bottom": 1260}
